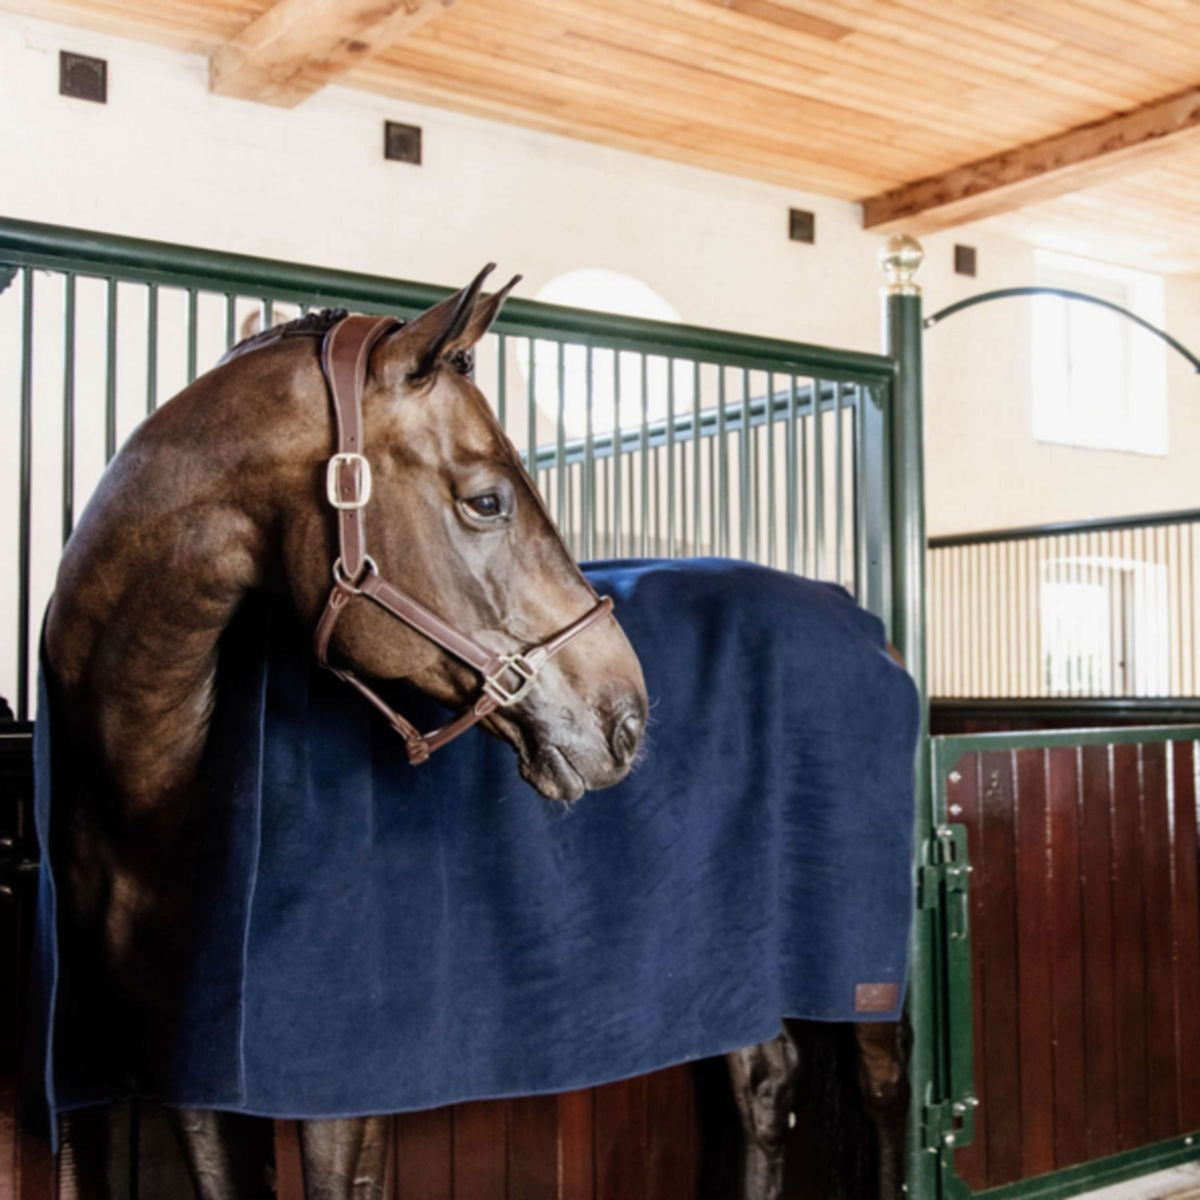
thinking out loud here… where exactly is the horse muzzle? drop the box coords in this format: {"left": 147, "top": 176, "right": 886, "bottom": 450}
{"left": 509, "top": 688, "right": 648, "bottom": 803}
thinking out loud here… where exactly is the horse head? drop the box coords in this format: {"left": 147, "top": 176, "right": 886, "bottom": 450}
{"left": 270, "top": 271, "right": 647, "bottom": 802}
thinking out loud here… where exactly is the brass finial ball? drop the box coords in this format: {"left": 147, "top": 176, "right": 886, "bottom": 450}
{"left": 879, "top": 234, "right": 924, "bottom": 293}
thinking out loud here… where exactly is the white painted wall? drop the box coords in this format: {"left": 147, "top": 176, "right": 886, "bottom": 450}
{"left": 2, "top": 9, "right": 1199, "bottom": 708}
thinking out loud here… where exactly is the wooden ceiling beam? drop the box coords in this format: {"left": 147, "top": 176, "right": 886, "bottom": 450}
{"left": 861, "top": 84, "right": 1200, "bottom": 234}
{"left": 209, "top": 0, "right": 454, "bottom": 107}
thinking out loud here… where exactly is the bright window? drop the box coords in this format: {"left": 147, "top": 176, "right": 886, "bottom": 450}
{"left": 1041, "top": 555, "right": 1170, "bottom": 696}
{"left": 1032, "top": 251, "right": 1167, "bottom": 456}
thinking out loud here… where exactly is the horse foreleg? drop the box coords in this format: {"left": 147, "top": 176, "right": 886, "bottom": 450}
{"left": 298, "top": 1115, "right": 388, "bottom": 1200}
{"left": 853, "top": 1019, "right": 910, "bottom": 1200}
{"left": 726, "top": 1028, "right": 801, "bottom": 1200}
{"left": 169, "top": 1107, "right": 276, "bottom": 1200}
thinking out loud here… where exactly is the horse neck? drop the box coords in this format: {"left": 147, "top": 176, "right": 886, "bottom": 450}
{"left": 46, "top": 380, "right": 288, "bottom": 809}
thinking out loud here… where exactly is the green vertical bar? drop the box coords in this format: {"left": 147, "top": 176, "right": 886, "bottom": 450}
{"left": 62, "top": 273, "right": 76, "bottom": 544}
{"left": 681, "top": 410, "right": 691, "bottom": 554}
{"left": 666, "top": 358, "right": 676, "bottom": 557}
{"left": 146, "top": 285, "right": 159, "bottom": 413}
{"left": 786, "top": 375, "right": 797, "bottom": 574}
{"left": 555, "top": 341, "right": 566, "bottom": 530}
{"left": 186, "top": 287, "right": 198, "bottom": 384}
{"left": 16, "top": 268, "right": 33, "bottom": 720}
{"left": 835, "top": 381, "right": 845, "bottom": 587}
{"left": 799, "top": 379, "right": 809, "bottom": 574}
{"left": 850, "top": 389, "right": 860, "bottom": 601}
{"left": 640, "top": 354, "right": 649, "bottom": 557}
{"left": 859, "top": 384, "right": 897, "bottom": 628}
{"left": 526, "top": 338, "right": 537, "bottom": 473}
{"left": 566, "top": 460, "right": 575, "bottom": 556}
{"left": 602, "top": 455, "right": 612, "bottom": 557}
{"left": 717, "top": 368, "right": 728, "bottom": 557}
{"left": 740, "top": 367, "right": 750, "bottom": 559}
{"left": 584, "top": 344, "right": 594, "bottom": 560}
{"left": 751, "top": 388, "right": 761, "bottom": 563}
{"left": 692, "top": 362, "right": 701, "bottom": 558}
{"left": 882, "top": 242, "right": 933, "bottom": 1200}
{"left": 497, "top": 332, "right": 507, "bottom": 430}
{"left": 857, "top": 380, "right": 892, "bottom": 627}
{"left": 652, "top": 439, "right": 661, "bottom": 554}
{"left": 614, "top": 350, "right": 623, "bottom": 558}
{"left": 105, "top": 277, "right": 118, "bottom": 461}
{"left": 708, "top": 434, "right": 716, "bottom": 553}
{"left": 812, "top": 378, "right": 825, "bottom": 578}
{"left": 224, "top": 293, "right": 236, "bottom": 349}
{"left": 767, "top": 371, "right": 776, "bottom": 569}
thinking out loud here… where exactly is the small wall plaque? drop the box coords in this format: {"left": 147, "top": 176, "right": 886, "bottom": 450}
{"left": 384, "top": 121, "right": 422, "bottom": 165}
{"left": 954, "top": 244, "right": 977, "bottom": 277}
{"left": 788, "top": 208, "right": 816, "bottom": 244}
{"left": 60, "top": 51, "right": 107, "bottom": 103}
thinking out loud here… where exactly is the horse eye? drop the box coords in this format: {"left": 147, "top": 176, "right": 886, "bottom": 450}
{"left": 463, "top": 492, "right": 505, "bottom": 519}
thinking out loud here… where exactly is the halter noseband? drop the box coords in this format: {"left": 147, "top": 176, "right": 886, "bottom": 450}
{"left": 312, "top": 313, "right": 615, "bottom": 764}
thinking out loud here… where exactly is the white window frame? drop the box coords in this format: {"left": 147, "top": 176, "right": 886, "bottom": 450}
{"left": 1032, "top": 250, "right": 1168, "bottom": 457}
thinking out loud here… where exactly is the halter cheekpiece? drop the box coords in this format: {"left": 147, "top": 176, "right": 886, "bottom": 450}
{"left": 312, "top": 313, "right": 615, "bottom": 764}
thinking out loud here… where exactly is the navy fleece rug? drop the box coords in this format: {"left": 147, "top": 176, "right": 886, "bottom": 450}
{"left": 32, "top": 557, "right": 918, "bottom": 1127}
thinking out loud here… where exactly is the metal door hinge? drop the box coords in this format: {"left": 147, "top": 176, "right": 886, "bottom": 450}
{"left": 918, "top": 824, "right": 972, "bottom": 914}
{"left": 923, "top": 1094, "right": 979, "bottom": 1152}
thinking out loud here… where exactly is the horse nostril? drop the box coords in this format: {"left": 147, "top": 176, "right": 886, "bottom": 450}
{"left": 610, "top": 708, "right": 645, "bottom": 768}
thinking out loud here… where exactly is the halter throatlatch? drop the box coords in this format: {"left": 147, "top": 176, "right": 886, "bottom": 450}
{"left": 312, "top": 314, "right": 615, "bottom": 764}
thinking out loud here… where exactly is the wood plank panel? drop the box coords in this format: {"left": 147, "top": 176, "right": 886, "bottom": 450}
{"left": 1078, "top": 745, "right": 1119, "bottom": 1161}
{"left": 1013, "top": 746, "right": 1054, "bottom": 1179}
{"left": 275, "top": 1120, "right": 305, "bottom": 1200}
{"left": 962, "top": 732, "right": 1200, "bottom": 1193}
{"left": 1170, "top": 741, "right": 1200, "bottom": 1133}
{"left": 453, "top": 1101, "right": 508, "bottom": 1200}
{"left": 863, "top": 85, "right": 1200, "bottom": 234}
{"left": 394, "top": 1107, "right": 453, "bottom": 1200}
{"left": 1046, "top": 747, "right": 1087, "bottom": 1169}
{"left": 977, "top": 750, "right": 1021, "bottom": 1188}
{"left": 209, "top": 0, "right": 456, "bottom": 107}
{"left": 12, "top": 0, "right": 1200, "bottom": 269}
{"left": 1110, "top": 743, "right": 1149, "bottom": 1151}
{"left": 645, "top": 1065, "right": 696, "bottom": 1199}
{"left": 557, "top": 1089, "right": 595, "bottom": 1200}
{"left": 593, "top": 1075, "right": 647, "bottom": 1200}
{"left": 1141, "top": 743, "right": 1181, "bottom": 1143}
{"left": 506, "top": 1096, "right": 558, "bottom": 1200}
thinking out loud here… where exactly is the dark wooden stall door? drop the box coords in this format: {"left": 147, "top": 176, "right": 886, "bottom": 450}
{"left": 950, "top": 738, "right": 1200, "bottom": 1193}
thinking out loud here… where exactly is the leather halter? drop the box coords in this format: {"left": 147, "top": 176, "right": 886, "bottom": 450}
{"left": 312, "top": 313, "right": 615, "bottom": 765}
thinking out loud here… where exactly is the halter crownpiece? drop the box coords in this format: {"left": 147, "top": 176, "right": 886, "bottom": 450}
{"left": 312, "top": 313, "right": 615, "bottom": 765}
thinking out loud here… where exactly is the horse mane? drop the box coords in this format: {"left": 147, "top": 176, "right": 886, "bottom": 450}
{"left": 218, "top": 305, "right": 476, "bottom": 374}
{"left": 218, "top": 307, "right": 351, "bottom": 365}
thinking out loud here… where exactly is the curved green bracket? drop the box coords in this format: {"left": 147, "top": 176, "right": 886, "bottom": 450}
{"left": 924, "top": 286, "right": 1200, "bottom": 375}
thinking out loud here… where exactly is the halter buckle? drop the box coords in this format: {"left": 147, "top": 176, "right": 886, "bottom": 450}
{"left": 332, "top": 554, "right": 378, "bottom": 595}
{"left": 326, "top": 452, "right": 372, "bottom": 510}
{"left": 482, "top": 653, "right": 539, "bottom": 707}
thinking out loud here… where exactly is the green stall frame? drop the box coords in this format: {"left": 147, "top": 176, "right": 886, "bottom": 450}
{"left": 8, "top": 218, "right": 1194, "bottom": 1200}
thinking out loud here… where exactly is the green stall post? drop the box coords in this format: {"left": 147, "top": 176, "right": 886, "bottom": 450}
{"left": 879, "top": 236, "right": 938, "bottom": 1200}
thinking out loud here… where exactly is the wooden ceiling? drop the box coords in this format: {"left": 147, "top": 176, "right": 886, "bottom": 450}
{"left": 8, "top": 0, "right": 1200, "bottom": 273}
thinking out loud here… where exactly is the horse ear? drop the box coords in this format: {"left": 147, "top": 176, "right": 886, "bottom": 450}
{"left": 442, "top": 273, "right": 522, "bottom": 356}
{"left": 399, "top": 263, "right": 495, "bottom": 381}
{"left": 380, "top": 266, "right": 522, "bottom": 384}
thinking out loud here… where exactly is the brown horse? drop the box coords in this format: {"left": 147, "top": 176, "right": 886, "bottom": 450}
{"left": 43, "top": 270, "right": 648, "bottom": 1198}
{"left": 725, "top": 1018, "right": 909, "bottom": 1200}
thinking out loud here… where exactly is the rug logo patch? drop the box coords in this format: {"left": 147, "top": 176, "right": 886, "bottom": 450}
{"left": 855, "top": 983, "right": 899, "bottom": 1013}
